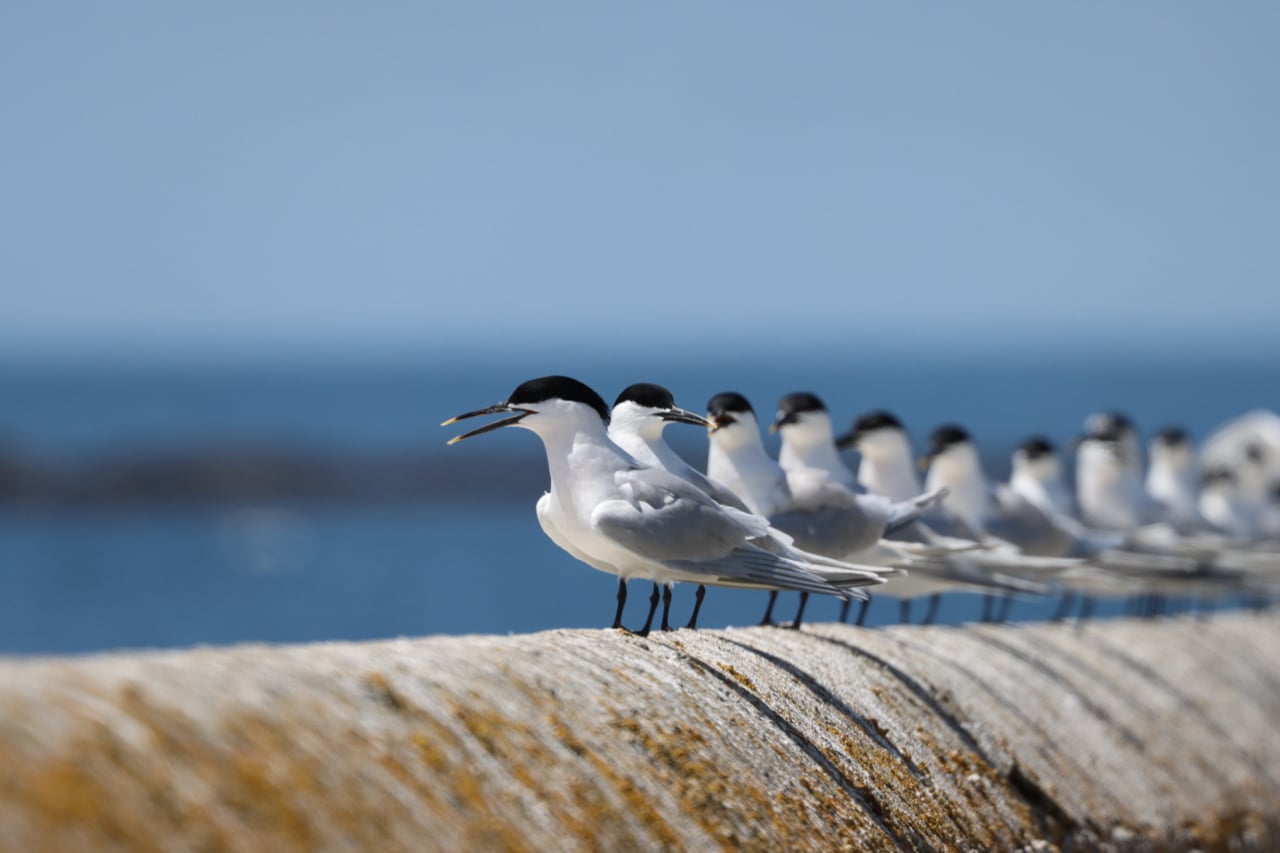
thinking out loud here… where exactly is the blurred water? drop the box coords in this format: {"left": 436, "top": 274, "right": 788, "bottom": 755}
{"left": 0, "top": 355, "right": 1272, "bottom": 654}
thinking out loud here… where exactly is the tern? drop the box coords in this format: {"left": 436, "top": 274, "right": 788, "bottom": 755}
{"left": 444, "top": 375, "right": 864, "bottom": 634}
{"left": 1077, "top": 411, "right": 1164, "bottom": 530}
{"left": 1008, "top": 436, "right": 1077, "bottom": 520}
{"left": 608, "top": 382, "right": 896, "bottom": 628}
{"left": 921, "top": 425, "right": 1077, "bottom": 558}
{"left": 707, "top": 391, "right": 944, "bottom": 625}
{"left": 835, "top": 409, "right": 923, "bottom": 503}
{"left": 775, "top": 401, "right": 1047, "bottom": 625}
{"left": 1145, "top": 427, "right": 1201, "bottom": 529}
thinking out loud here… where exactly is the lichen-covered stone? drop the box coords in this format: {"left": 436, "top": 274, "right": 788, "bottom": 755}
{"left": 0, "top": 614, "right": 1277, "bottom": 851}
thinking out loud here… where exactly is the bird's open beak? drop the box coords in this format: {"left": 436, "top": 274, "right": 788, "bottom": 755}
{"left": 834, "top": 428, "right": 859, "bottom": 450}
{"left": 442, "top": 404, "right": 533, "bottom": 445}
{"left": 658, "top": 407, "right": 710, "bottom": 428}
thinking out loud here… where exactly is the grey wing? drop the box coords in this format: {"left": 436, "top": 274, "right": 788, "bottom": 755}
{"left": 594, "top": 473, "right": 762, "bottom": 563}
{"left": 685, "top": 467, "right": 754, "bottom": 514}
{"left": 613, "top": 466, "right": 771, "bottom": 540}
{"left": 768, "top": 505, "right": 873, "bottom": 559}
{"left": 987, "top": 488, "right": 1076, "bottom": 557}
{"left": 784, "top": 467, "right": 858, "bottom": 512}
{"left": 919, "top": 508, "right": 985, "bottom": 542}
{"left": 881, "top": 487, "right": 950, "bottom": 534}
{"left": 592, "top": 496, "right": 850, "bottom": 596}
{"left": 665, "top": 546, "right": 853, "bottom": 597}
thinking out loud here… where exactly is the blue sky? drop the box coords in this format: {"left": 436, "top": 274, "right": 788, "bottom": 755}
{"left": 2, "top": 3, "right": 1277, "bottom": 360}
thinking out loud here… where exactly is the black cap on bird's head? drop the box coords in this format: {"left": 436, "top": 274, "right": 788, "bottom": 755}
{"left": 1018, "top": 436, "right": 1056, "bottom": 460}
{"left": 707, "top": 392, "right": 754, "bottom": 429}
{"left": 1201, "top": 466, "right": 1236, "bottom": 487}
{"left": 1152, "top": 427, "right": 1189, "bottom": 448}
{"left": 836, "top": 409, "right": 904, "bottom": 450}
{"left": 613, "top": 382, "right": 709, "bottom": 427}
{"left": 928, "top": 424, "right": 972, "bottom": 454}
{"left": 919, "top": 424, "right": 972, "bottom": 470}
{"left": 771, "top": 392, "right": 828, "bottom": 433}
{"left": 1086, "top": 411, "right": 1134, "bottom": 441}
{"left": 614, "top": 383, "right": 674, "bottom": 411}
{"left": 443, "top": 375, "right": 610, "bottom": 444}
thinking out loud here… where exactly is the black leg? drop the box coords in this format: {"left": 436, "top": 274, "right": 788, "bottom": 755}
{"left": 899, "top": 599, "right": 911, "bottom": 625}
{"left": 787, "top": 592, "right": 809, "bottom": 630}
{"left": 685, "top": 584, "right": 706, "bottom": 630}
{"left": 922, "top": 593, "right": 940, "bottom": 626}
{"left": 1078, "top": 595, "right": 1095, "bottom": 622}
{"left": 996, "top": 595, "right": 1013, "bottom": 624}
{"left": 1194, "top": 596, "right": 1211, "bottom": 621}
{"left": 1052, "top": 592, "right": 1075, "bottom": 622}
{"left": 636, "top": 583, "right": 661, "bottom": 636}
{"left": 759, "top": 591, "right": 779, "bottom": 626}
{"left": 839, "top": 598, "right": 852, "bottom": 623}
{"left": 660, "top": 584, "right": 674, "bottom": 631}
{"left": 856, "top": 596, "right": 871, "bottom": 627}
{"left": 611, "top": 577, "right": 628, "bottom": 630}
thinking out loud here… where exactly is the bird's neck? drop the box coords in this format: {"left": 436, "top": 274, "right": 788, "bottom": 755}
{"left": 779, "top": 437, "right": 856, "bottom": 488}
{"left": 858, "top": 452, "right": 921, "bottom": 502}
{"left": 926, "top": 451, "right": 989, "bottom": 529}
{"left": 708, "top": 439, "right": 785, "bottom": 516}
{"left": 540, "top": 424, "right": 633, "bottom": 510}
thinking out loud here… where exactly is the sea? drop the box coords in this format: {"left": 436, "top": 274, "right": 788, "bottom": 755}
{"left": 0, "top": 352, "right": 1275, "bottom": 655}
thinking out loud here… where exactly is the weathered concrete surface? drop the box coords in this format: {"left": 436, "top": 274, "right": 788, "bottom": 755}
{"left": 1, "top": 613, "right": 1278, "bottom": 851}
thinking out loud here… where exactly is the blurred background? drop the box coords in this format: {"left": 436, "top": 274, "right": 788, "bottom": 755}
{"left": 1, "top": 3, "right": 1277, "bottom": 654}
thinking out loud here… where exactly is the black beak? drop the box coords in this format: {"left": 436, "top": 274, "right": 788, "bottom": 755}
{"left": 707, "top": 413, "right": 734, "bottom": 432}
{"left": 658, "top": 407, "right": 710, "bottom": 428}
{"left": 769, "top": 411, "right": 798, "bottom": 434}
{"left": 442, "top": 403, "right": 533, "bottom": 444}
{"left": 834, "top": 428, "right": 859, "bottom": 451}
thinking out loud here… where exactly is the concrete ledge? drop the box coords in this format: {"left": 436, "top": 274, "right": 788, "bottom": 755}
{"left": 2, "top": 614, "right": 1278, "bottom": 851}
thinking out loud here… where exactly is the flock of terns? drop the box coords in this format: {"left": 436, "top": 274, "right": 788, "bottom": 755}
{"left": 444, "top": 375, "right": 1280, "bottom": 634}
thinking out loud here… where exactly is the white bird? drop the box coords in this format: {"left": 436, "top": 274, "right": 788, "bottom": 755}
{"left": 1199, "top": 467, "right": 1259, "bottom": 539}
{"left": 444, "top": 376, "right": 869, "bottom": 635}
{"left": 816, "top": 408, "right": 1056, "bottom": 623}
{"left": 835, "top": 409, "right": 924, "bottom": 503}
{"left": 1008, "top": 436, "right": 1077, "bottom": 520}
{"left": 608, "top": 382, "right": 751, "bottom": 513}
{"left": 707, "top": 392, "right": 947, "bottom": 625}
{"left": 1076, "top": 413, "right": 1159, "bottom": 530}
{"left": 921, "top": 425, "right": 1076, "bottom": 558}
{"left": 1145, "top": 427, "right": 1201, "bottom": 529}
{"left": 769, "top": 393, "right": 949, "bottom": 555}
{"left": 607, "top": 382, "right": 894, "bottom": 628}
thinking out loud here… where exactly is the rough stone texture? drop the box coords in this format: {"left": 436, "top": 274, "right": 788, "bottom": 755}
{"left": 1, "top": 613, "right": 1278, "bottom": 851}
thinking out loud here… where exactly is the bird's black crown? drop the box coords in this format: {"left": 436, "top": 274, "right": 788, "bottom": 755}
{"left": 707, "top": 392, "right": 754, "bottom": 417}
{"left": 614, "top": 383, "right": 676, "bottom": 411}
{"left": 777, "top": 392, "right": 828, "bottom": 417}
{"left": 1153, "top": 426, "right": 1189, "bottom": 447}
{"left": 854, "top": 410, "right": 904, "bottom": 434}
{"left": 507, "top": 376, "right": 610, "bottom": 423}
{"left": 929, "top": 424, "right": 972, "bottom": 454}
{"left": 1019, "top": 436, "right": 1056, "bottom": 459}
